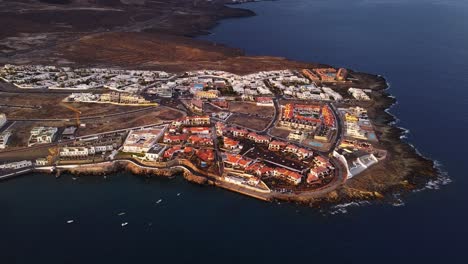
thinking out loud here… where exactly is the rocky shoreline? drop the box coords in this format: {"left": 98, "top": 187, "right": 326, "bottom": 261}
{"left": 0, "top": 0, "right": 444, "bottom": 207}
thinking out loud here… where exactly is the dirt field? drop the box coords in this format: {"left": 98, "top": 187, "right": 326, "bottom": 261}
{"left": 269, "top": 127, "right": 291, "bottom": 139}
{"left": 228, "top": 102, "right": 274, "bottom": 117}
{"left": 0, "top": 91, "right": 153, "bottom": 119}
{"left": 4, "top": 121, "right": 38, "bottom": 147}
{"left": 0, "top": 144, "right": 50, "bottom": 162}
{"left": 0, "top": 1, "right": 325, "bottom": 73}
{"left": 0, "top": 106, "right": 184, "bottom": 150}
{"left": 227, "top": 114, "right": 271, "bottom": 131}
{"left": 77, "top": 106, "right": 184, "bottom": 136}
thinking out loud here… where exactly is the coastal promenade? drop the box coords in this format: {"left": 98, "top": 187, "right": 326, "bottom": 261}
{"left": 25, "top": 154, "right": 348, "bottom": 202}
{"left": 0, "top": 168, "right": 33, "bottom": 181}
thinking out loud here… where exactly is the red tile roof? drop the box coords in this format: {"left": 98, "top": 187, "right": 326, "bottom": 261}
{"left": 188, "top": 135, "right": 213, "bottom": 145}
{"left": 196, "top": 149, "right": 215, "bottom": 162}
{"left": 223, "top": 137, "right": 239, "bottom": 148}
{"left": 183, "top": 126, "right": 211, "bottom": 134}
{"left": 256, "top": 97, "right": 273, "bottom": 103}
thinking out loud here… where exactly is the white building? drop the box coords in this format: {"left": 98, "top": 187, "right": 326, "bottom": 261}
{"left": 35, "top": 158, "right": 48, "bottom": 166}
{"left": 59, "top": 145, "right": 113, "bottom": 158}
{"left": 28, "top": 127, "right": 58, "bottom": 146}
{"left": 348, "top": 88, "right": 370, "bottom": 101}
{"left": 224, "top": 175, "right": 246, "bottom": 185}
{"left": 333, "top": 150, "right": 379, "bottom": 179}
{"left": 59, "top": 147, "right": 91, "bottom": 157}
{"left": 0, "top": 113, "right": 6, "bottom": 129}
{"left": 144, "top": 145, "right": 166, "bottom": 161}
{"left": 122, "top": 127, "right": 165, "bottom": 153}
{"left": 322, "top": 87, "right": 343, "bottom": 101}
{"left": 0, "top": 160, "right": 32, "bottom": 170}
{"left": 0, "top": 131, "right": 11, "bottom": 149}
{"left": 345, "top": 122, "right": 367, "bottom": 140}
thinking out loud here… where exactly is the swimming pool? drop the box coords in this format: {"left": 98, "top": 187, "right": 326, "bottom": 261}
{"left": 309, "top": 141, "right": 323, "bottom": 147}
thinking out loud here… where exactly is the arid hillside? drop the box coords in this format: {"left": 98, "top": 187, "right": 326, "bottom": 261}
{"left": 58, "top": 32, "right": 323, "bottom": 74}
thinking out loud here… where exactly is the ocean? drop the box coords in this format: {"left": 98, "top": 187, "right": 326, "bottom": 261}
{"left": 1, "top": 0, "right": 468, "bottom": 262}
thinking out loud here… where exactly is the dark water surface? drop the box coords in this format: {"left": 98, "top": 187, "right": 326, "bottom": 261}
{"left": 2, "top": 0, "right": 468, "bottom": 263}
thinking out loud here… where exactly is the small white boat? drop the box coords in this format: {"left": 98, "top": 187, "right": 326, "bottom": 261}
{"left": 156, "top": 199, "right": 162, "bottom": 204}
{"left": 121, "top": 222, "right": 128, "bottom": 227}
{"left": 66, "top": 220, "right": 74, "bottom": 224}
{"left": 117, "top": 212, "right": 126, "bottom": 216}
{"left": 177, "top": 193, "right": 181, "bottom": 196}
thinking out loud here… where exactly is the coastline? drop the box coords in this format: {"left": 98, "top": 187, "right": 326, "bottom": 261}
{"left": 0, "top": 0, "right": 444, "bottom": 207}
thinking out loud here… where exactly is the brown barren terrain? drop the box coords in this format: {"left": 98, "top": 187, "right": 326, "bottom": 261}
{"left": 0, "top": 0, "right": 440, "bottom": 205}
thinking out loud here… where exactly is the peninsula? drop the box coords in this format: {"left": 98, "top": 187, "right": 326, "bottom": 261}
{"left": 0, "top": 0, "right": 438, "bottom": 205}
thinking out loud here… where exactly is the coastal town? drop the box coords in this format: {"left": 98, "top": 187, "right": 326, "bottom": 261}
{"left": 0, "top": 64, "right": 387, "bottom": 201}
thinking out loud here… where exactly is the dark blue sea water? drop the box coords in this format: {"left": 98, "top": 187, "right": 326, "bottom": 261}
{"left": 1, "top": 0, "right": 468, "bottom": 263}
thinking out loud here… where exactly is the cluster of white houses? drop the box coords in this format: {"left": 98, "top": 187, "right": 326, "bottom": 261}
{"left": 122, "top": 127, "right": 166, "bottom": 153}
{"left": 0, "top": 160, "right": 33, "bottom": 170}
{"left": 348, "top": 88, "right": 371, "bottom": 101}
{"left": 64, "top": 92, "right": 153, "bottom": 105}
{"left": 0, "top": 64, "right": 171, "bottom": 92}
{"left": 59, "top": 145, "right": 114, "bottom": 158}
{"left": 0, "top": 130, "right": 11, "bottom": 149}
{"left": 268, "top": 140, "right": 313, "bottom": 160}
{"left": 28, "top": 127, "right": 58, "bottom": 147}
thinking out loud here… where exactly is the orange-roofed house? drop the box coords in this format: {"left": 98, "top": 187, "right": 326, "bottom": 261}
{"left": 215, "top": 122, "right": 226, "bottom": 136}
{"left": 306, "top": 172, "right": 320, "bottom": 184}
{"left": 268, "top": 140, "right": 287, "bottom": 151}
{"left": 163, "top": 133, "right": 188, "bottom": 144}
{"left": 308, "top": 166, "right": 331, "bottom": 183}
{"left": 297, "top": 148, "right": 313, "bottom": 160}
{"left": 246, "top": 162, "right": 274, "bottom": 177}
{"left": 182, "top": 126, "right": 211, "bottom": 134}
{"left": 163, "top": 146, "right": 182, "bottom": 159}
{"left": 187, "top": 135, "right": 213, "bottom": 146}
{"left": 196, "top": 149, "right": 215, "bottom": 162}
{"left": 245, "top": 162, "right": 264, "bottom": 176}
{"left": 230, "top": 127, "right": 248, "bottom": 138}
{"left": 301, "top": 69, "right": 320, "bottom": 82}
{"left": 223, "top": 137, "right": 241, "bottom": 150}
{"left": 274, "top": 168, "right": 302, "bottom": 185}
{"left": 247, "top": 132, "right": 271, "bottom": 144}
{"left": 256, "top": 97, "right": 274, "bottom": 106}
{"left": 314, "top": 68, "right": 337, "bottom": 82}
{"left": 223, "top": 153, "right": 252, "bottom": 170}
{"left": 314, "top": 155, "right": 329, "bottom": 167}
{"left": 184, "top": 146, "right": 194, "bottom": 154}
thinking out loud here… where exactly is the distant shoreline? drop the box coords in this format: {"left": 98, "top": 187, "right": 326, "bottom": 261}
{"left": 0, "top": 0, "right": 442, "bottom": 206}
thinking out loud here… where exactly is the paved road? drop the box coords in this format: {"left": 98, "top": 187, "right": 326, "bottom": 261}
{"left": 0, "top": 168, "right": 33, "bottom": 181}
{"left": 211, "top": 125, "right": 224, "bottom": 175}
{"left": 325, "top": 102, "right": 345, "bottom": 154}
{"left": 260, "top": 98, "right": 279, "bottom": 134}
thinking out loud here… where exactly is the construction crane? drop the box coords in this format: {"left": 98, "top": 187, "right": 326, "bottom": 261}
{"left": 47, "top": 145, "right": 60, "bottom": 165}
{"left": 61, "top": 103, "right": 81, "bottom": 126}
